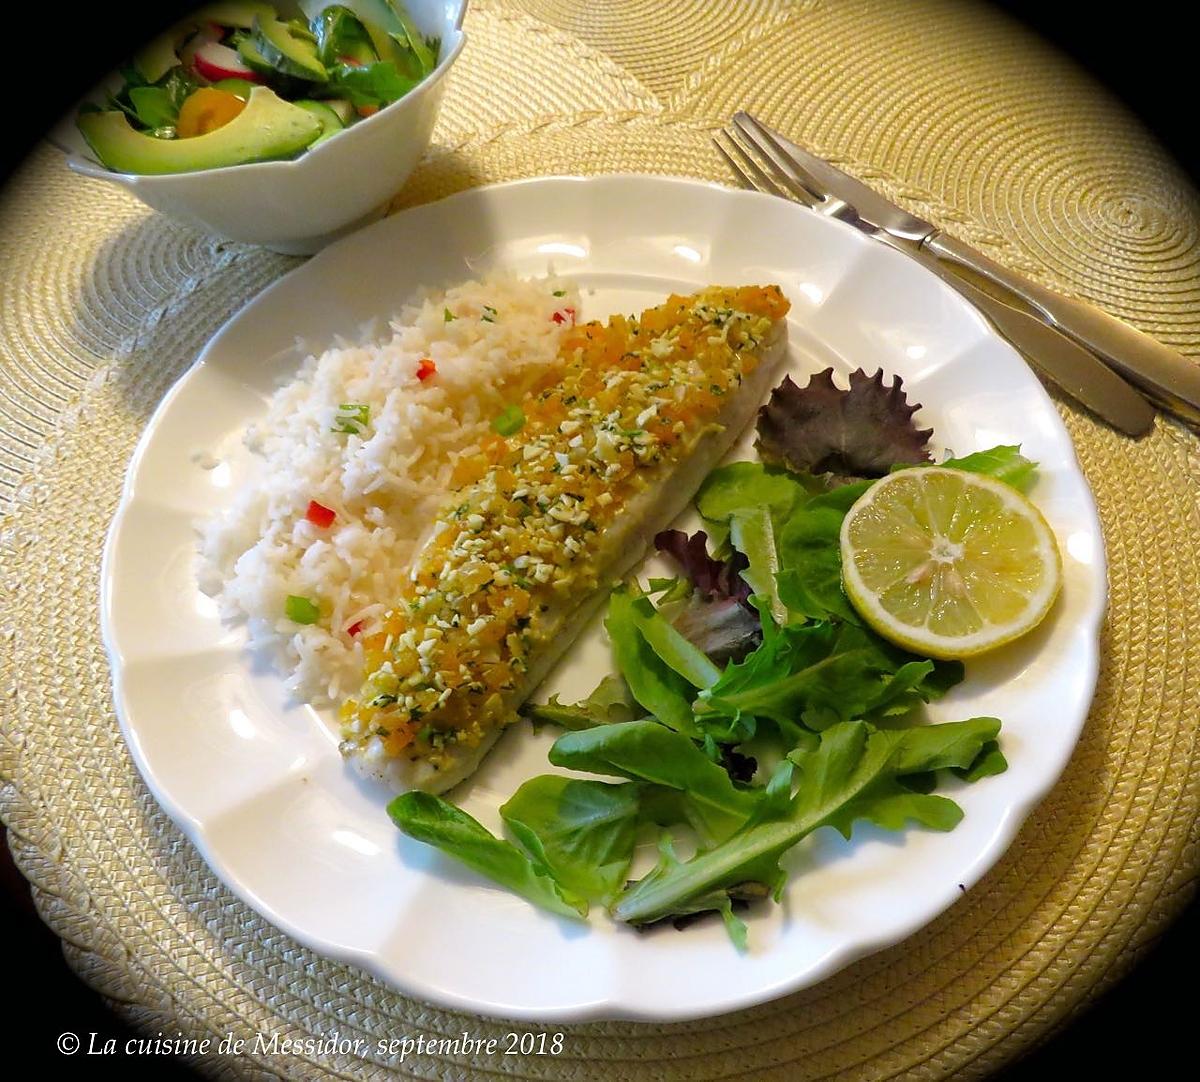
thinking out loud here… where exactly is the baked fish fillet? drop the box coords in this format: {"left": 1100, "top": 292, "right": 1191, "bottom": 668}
{"left": 339, "top": 285, "right": 791, "bottom": 792}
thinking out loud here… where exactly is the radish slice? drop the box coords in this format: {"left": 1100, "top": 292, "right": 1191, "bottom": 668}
{"left": 192, "top": 40, "right": 263, "bottom": 83}
{"left": 180, "top": 25, "right": 223, "bottom": 69}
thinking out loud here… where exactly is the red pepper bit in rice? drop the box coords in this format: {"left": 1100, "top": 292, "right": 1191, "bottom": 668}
{"left": 338, "top": 286, "right": 790, "bottom": 773}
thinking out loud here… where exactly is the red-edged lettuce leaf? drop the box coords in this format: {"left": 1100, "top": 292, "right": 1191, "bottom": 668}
{"left": 654, "top": 529, "right": 751, "bottom": 603}
{"left": 654, "top": 529, "right": 761, "bottom": 663}
{"left": 757, "top": 367, "right": 932, "bottom": 479}
{"left": 672, "top": 597, "right": 762, "bottom": 665}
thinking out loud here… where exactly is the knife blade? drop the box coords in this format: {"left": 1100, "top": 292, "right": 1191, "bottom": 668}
{"left": 910, "top": 258, "right": 1156, "bottom": 436}
{"left": 735, "top": 112, "right": 1200, "bottom": 425}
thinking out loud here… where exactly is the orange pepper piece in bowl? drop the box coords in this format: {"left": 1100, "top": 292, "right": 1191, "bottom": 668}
{"left": 175, "top": 88, "right": 247, "bottom": 138}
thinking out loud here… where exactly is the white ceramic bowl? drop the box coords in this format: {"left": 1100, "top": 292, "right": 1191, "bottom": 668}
{"left": 55, "top": 1, "right": 466, "bottom": 253}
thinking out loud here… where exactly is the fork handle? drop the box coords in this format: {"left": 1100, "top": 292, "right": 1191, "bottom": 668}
{"left": 925, "top": 230, "right": 1200, "bottom": 424}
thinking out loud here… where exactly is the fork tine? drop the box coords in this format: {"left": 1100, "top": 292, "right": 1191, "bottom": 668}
{"left": 732, "top": 112, "right": 835, "bottom": 209}
{"left": 725, "top": 122, "right": 820, "bottom": 208}
{"left": 713, "top": 132, "right": 790, "bottom": 201}
{"left": 713, "top": 138, "right": 760, "bottom": 192}
{"left": 715, "top": 132, "right": 811, "bottom": 211}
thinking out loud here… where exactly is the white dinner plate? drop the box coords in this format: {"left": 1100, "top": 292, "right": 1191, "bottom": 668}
{"left": 102, "top": 175, "right": 1105, "bottom": 1022}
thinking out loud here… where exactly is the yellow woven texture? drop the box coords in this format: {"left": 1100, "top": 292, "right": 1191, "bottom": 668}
{"left": 1, "top": 0, "right": 1198, "bottom": 1078}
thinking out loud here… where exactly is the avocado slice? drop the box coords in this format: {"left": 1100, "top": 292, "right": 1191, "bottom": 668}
{"left": 132, "top": 26, "right": 193, "bottom": 83}
{"left": 77, "top": 86, "right": 322, "bottom": 175}
{"left": 252, "top": 16, "right": 328, "bottom": 81}
{"left": 236, "top": 35, "right": 278, "bottom": 76}
{"left": 293, "top": 99, "right": 345, "bottom": 145}
{"left": 210, "top": 77, "right": 258, "bottom": 100}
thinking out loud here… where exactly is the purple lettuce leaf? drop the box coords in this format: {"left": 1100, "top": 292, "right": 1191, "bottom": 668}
{"left": 756, "top": 367, "right": 933, "bottom": 479}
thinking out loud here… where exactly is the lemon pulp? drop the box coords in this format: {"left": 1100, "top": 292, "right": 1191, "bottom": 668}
{"left": 839, "top": 467, "right": 1062, "bottom": 659}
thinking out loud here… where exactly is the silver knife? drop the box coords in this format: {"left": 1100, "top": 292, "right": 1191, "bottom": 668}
{"left": 726, "top": 114, "right": 1156, "bottom": 436}
{"left": 734, "top": 111, "right": 1200, "bottom": 427}
{"left": 912, "top": 259, "right": 1155, "bottom": 437}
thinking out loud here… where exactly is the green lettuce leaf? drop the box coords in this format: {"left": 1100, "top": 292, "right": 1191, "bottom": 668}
{"left": 500, "top": 776, "right": 640, "bottom": 904}
{"left": 606, "top": 587, "right": 700, "bottom": 735}
{"left": 939, "top": 445, "right": 1037, "bottom": 491}
{"left": 774, "top": 479, "right": 871, "bottom": 623}
{"left": 728, "top": 507, "right": 788, "bottom": 626}
{"left": 549, "top": 720, "right": 758, "bottom": 844}
{"left": 611, "top": 716, "right": 1001, "bottom": 934}
{"left": 325, "top": 60, "right": 417, "bottom": 105}
{"left": 696, "top": 461, "right": 811, "bottom": 527}
{"left": 387, "top": 792, "right": 587, "bottom": 919}
{"left": 521, "top": 673, "right": 641, "bottom": 731}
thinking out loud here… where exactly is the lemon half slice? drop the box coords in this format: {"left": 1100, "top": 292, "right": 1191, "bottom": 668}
{"left": 840, "top": 467, "right": 1062, "bottom": 659}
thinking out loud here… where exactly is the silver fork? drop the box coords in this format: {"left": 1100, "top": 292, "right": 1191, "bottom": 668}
{"left": 713, "top": 124, "right": 1156, "bottom": 437}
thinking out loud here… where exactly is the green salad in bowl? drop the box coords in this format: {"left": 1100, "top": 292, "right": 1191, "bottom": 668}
{"left": 77, "top": 0, "right": 442, "bottom": 174}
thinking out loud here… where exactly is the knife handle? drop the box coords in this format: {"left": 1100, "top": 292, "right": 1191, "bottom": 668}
{"left": 925, "top": 231, "right": 1200, "bottom": 425}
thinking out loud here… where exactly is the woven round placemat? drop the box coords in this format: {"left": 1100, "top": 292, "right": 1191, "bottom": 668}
{"left": 2, "top": 0, "right": 1199, "bottom": 1077}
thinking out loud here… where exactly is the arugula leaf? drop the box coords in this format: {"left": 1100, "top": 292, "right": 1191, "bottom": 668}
{"left": 799, "top": 717, "right": 1004, "bottom": 836}
{"left": 630, "top": 593, "right": 722, "bottom": 690}
{"left": 606, "top": 587, "right": 700, "bottom": 734}
{"left": 830, "top": 621, "right": 963, "bottom": 716}
{"left": 500, "top": 776, "right": 640, "bottom": 904}
{"left": 696, "top": 621, "right": 868, "bottom": 729}
{"left": 630, "top": 836, "right": 758, "bottom": 947}
{"left": 697, "top": 618, "right": 832, "bottom": 723}
{"left": 387, "top": 0, "right": 438, "bottom": 74}
{"left": 549, "top": 720, "right": 758, "bottom": 844}
{"left": 387, "top": 792, "right": 587, "bottom": 919}
{"left": 953, "top": 739, "right": 1009, "bottom": 781}
{"left": 611, "top": 717, "right": 1000, "bottom": 933}
{"left": 939, "top": 445, "right": 1037, "bottom": 491}
{"left": 313, "top": 4, "right": 380, "bottom": 66}
{"left": 521, "top": 673, "right": 641, "bottom": 731}
{"left": 325, "top": 60, "right": 417, "bottom": 106}
{"left": 705, "top": 625, "right": 886, "bottom": 731}
{"left": 881, "top": 716, "right": 1004, "bottom": 774}
{"left": 697, "top": 618, "right": 962, "bottom": 738}
{"left": 647, "top": 575, "right": 694, "bottom": 604}
{"left": 729, "top": 507, "right": 788, "bottom": 626}
{"left": 128, "top": 87, "right": 177, "bottom": 129}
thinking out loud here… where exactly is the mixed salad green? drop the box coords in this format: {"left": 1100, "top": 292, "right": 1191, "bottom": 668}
{"left": 389, "top": 367, "right": 1028, "bottom": 946}
{"left": 77, "top": 1, "right": 440, "bottom": 174}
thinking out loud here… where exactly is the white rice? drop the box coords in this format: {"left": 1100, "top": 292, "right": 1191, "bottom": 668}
{"left": 198, "top": 271, "right": 579, "bottom": 702}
